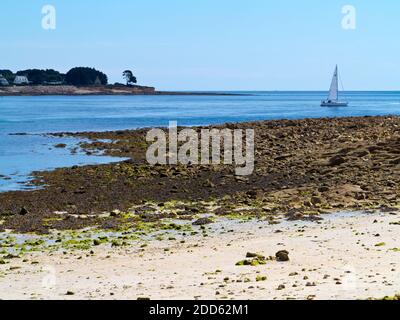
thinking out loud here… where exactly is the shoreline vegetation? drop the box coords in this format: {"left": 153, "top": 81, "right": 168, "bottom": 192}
{"left": 0, "top": 115, "right": 399, "bottom": 300}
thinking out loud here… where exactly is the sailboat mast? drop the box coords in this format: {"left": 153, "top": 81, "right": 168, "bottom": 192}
{"left": 336, "top": 65, "right": 339, "bottom": 100}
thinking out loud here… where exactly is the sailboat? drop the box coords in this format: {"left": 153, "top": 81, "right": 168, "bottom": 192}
{"left": 321, "top": 65, "right": 348, "bottom": 107}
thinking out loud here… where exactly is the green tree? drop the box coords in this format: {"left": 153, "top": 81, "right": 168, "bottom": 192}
{"left": 15, "top": 69, "right": 65, "bottom": 85}
{"left": 0, "top": 70, "right": 15, "bottom": 82}
{"left": 65, "top": 67, "right": 108, "bottom": 86}
{"left": 122, "top": 70, "right": 137, "bottom": 85}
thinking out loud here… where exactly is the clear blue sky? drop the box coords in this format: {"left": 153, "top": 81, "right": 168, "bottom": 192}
{"left": 1, "top": 0, "right": 400, "bottom": 90}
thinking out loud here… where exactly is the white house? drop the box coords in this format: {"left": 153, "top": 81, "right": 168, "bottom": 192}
{"left": 0, "top": 74, "right": 9, "bottom": 86}
{"left": 14, "top": 75, "right": 29, "bottom": 85}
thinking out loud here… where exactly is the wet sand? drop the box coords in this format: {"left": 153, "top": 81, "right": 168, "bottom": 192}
{"left": 1, "top": 210, "right": 399, "bottom": 300}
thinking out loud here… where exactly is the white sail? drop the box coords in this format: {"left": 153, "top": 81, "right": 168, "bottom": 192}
{"left": 321, "top": 65, "right": 348, "bottom": 107}
{"left": 327, "top": 65, "right": 338, "bottom": 101}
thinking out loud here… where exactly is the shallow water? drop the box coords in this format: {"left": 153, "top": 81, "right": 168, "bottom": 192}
{"left": 1, "top": 92, "right": 399, "bottom": 192}
{"left": 0, "top": 134, "right": 126, "bottom": 192}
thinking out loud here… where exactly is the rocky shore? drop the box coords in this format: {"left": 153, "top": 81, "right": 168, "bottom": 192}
{"left": 0, "top": 115, "right": 399, "bottom": 300}
{"left": 0, "top": 85, "right": 241, "bottom": 96}
{"left": 0, "top": 85, "right": 156, "bottom": 96}
{"left": 0, "top": 115, "right": 399, "bottom": 234}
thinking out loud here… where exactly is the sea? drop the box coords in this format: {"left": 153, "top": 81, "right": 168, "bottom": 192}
{"left": 1, "top": 91, "right": 399, "bottom": 192}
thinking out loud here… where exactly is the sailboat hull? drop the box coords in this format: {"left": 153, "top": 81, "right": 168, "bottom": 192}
{"left": 321, "top": 101, "right": 348, "bottom": 107}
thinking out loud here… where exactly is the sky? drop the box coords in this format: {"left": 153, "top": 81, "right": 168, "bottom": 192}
{"left": 1, "top": 0, "right": 400, "bottom": 91}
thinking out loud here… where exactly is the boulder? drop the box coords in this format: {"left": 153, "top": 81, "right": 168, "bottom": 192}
{"left": 19, "top": 207, "right": 29, "bottom": 215}
{"left": 275, "top": 250, "right": 290, "bottom": 262}
{"left": 192, "top": 217, "right": 213, "bottom": 226}
{"left": 328, "top": 155, "right": 346, "bottom": 166}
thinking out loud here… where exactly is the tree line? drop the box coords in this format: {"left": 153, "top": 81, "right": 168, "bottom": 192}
{"left": 0, "top": 68, "right": 138, "bottom": 86}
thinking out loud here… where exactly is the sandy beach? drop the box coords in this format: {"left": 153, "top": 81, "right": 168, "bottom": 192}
{"left": 1, "top": 209, "right": 399, "bottom": 300}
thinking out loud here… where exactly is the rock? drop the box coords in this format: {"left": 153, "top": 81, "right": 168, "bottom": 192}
{"left": 274, "top": 154, "right": 292, "bottom": 161}
{"left": 246, "top": 190, "right": 261, "bottom": 199}
{"left": 304, "top": 200, "right": 313, "bottom": 207}
{"left": 236, "top": 257, "right": 266, "bottom": 266}
{"left": 262, "top": 206, "right": 272, "bottom": 212}
{"left": 204, "top": 179, "right": 215, "bottom": 188}
{"left": 185, "top": 206, "right": 200, "bottom": 214}
{"left": 73, "top": 187, "right": 86, "bottom": 194}
{"left": 355, "top": 192, "right": 367, "bottom": 200}
{"left": 379, "top": 205, "right": 399, "bottom": 213}
{"left": 246, "top": 252, "right": 265, "bottom": 259}
{"left": 110, "top": 210, "right": 121, "bottom": 217}
{"left": 385, "top": 180, "right": 396, "bottom": 187}
{"left": 353, "top": 150, "right": 369, "bottom": 158}
{"left": 19, "top": 207, "right": 29, "bottom": 215}
{"left": 311, "top": 196, "right": 322, "bottom": 205}
{"left": 192, "top": 218, "right": 213, "bottom": 226}
{"left": 318, "top": 186, "right": 330, "bottom": 192}
{"left": 235, "top": 176, "right": 249, "bottom": 183}
{"left": 328, "top": 155, "right": 346, "bottom": 166}
{"left": 390, "top": 158, "right": 400, "bottom": 165}
{"left": 275, "top": 250, "right": 290, "bottom": 262}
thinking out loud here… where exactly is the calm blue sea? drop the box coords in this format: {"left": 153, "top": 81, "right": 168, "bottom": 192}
{"left": 1, "top": 91, "right": 399, "bottom": 191}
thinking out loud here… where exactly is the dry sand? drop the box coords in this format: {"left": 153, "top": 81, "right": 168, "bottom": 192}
{"left": 0, "top": 211, "right": 399, "bottom": 300}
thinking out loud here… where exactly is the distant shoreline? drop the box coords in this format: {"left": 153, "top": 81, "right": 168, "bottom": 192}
{"left": 0, "top": 85, "right": 244, "bottom": 96}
